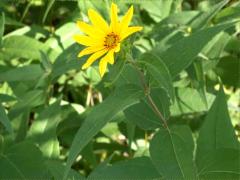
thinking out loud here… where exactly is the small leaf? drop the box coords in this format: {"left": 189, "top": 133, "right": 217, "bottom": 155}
{"left": 139, "top": 53, "right": 174, "bottom": 100}
{"left": 0, "top": 103, "right": 13, "bottom": 135}
{"left": 0, "top": 12, "right": 5, "bottom": 47}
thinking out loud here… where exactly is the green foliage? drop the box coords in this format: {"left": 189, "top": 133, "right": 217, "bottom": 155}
{"left": 0, "top": 0, "right": 239, "bottom": 179}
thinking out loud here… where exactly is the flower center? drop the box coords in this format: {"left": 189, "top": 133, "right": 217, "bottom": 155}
{"left": 104, "top": 33, "right": 119, "bottom": 49}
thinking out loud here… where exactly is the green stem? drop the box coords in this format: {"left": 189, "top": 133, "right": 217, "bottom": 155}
{"left": 127, "top": 55, "right": 169, "bottom": 129}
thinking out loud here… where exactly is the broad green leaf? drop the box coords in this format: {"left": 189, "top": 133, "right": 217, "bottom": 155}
{"left": 215, "top": 6, "right": 240, "bottom": 23}
{"left": 197, "top": 148, "right": 240, "bottom": 179}
{"left": 0, "top": 94, "right": 16, "bottom": 103}
{"left": 27, "top": 100, "right": 61, "bottom": 158}
{"left": 57, "top": 105, "right": 86, "bottom": 146}
{"left": 0, "top": 103, "right": 13, "bottom": 135}
{"left": 0, "top": 35, "right": 57, "bottom": 61}
{"left": 125, "top": 88, "right": 170, "bottom": 130}
{"left": 47, "top": 160, "right": 85, "bottom": 179}
{"left": 186, "top": 60, "right": 208, "bottom": 108}
{"left": 0, "top": 12, "right": 5, "bottom": 47}
{"left": 10, "top": 90, "right": 45, "bottom": 113}
{"left": 216, "top": 56, "right": 240, "bottom": 87}
{"left": 46, "top": 22, "right": 79, "bottom": 52}
{"left": 140, "top": 0, "right": 182, "bottom": 22}
{"left": 40, "top": 51, "right": 52, "bottom": 73}
{"left": 159, "top": 11, "right": 199, "bottom": 26}
{"left": 201, "top": 32, "right": 231, "bottom": 71}
{"left": 156, "top": 22, "right": 236, "bottom": 78}
{"left": 104, "top": 57, "right": 126, "bottom": 87}
{"left": 0, "top": 141, "right": 49, "bottom": 179}
{"left": 125, "top": 100, "right": 162, "bottom": 130}
{"left": 139, "top": 53, "right": 174, "bottom": 100}
{"left": 14, "top": 109, "right": 29, "bottom": 142}
{"left": 190, "top": 0, "right": 229, "bottom": 30}
{"left": 150, "top": 126, "right": 196, "bottom": 179}
{"left": 0, "top": 65, "right": 44, "bottom": 82}
{"left": 170, "top": 88, "right": 215, "bottom": 116}
{"left": 89, "top": 157, "right": 161, "bottom": 179}
{"left": 196, "top": 87, "right": 239, "bottom": 158}
{"left": 52, "top": 44, "right": 83, "bottom": 80}
{"left": 115, "top": 64, "right": 141, "bottom": 87}
{"left": 63, "top": 84, "right": 144, "bottom": 179}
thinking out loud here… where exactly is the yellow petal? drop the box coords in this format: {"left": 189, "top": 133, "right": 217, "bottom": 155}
{"left": 82, "top": 49, "right": 108, "bottom": 69}
{"left": 114, "top": 43, "right": 120, "bottom": 53}
{"left": 110, "top": 2, "right": 119, "bottom": 33}
{"left": 120, "top": 26, "right": 143, "bottom": 41}
{"left": 77, "top": 21, "right": 105, "bottom": 39}
{"left": 78, "top": 46, "right": 105, "bottom": 58}
{"left": 104, "top": 49, "right": 115, "bottom": 64}
{"left": 119, "top": 5, "right": 133, "bottom": 34}
{"left": 99, "top": 56, "right": 108, "bottom": 77}
{"left": 88, "top": 9, "right": 110, "bottom": 33}
{"left": 73, "top": 34, "right": 99, "bottom": 46}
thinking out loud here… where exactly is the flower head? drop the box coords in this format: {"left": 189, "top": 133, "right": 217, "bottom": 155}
{"left": 74, "top": 3, "right": 142, "bottom": 77}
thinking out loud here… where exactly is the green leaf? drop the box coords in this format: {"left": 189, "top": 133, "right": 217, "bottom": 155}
{"left": 27, "top": 100, "right": 61, "bottom": 158}
{"left": 125, "top": 88, "right": 170, "bottom": 130}
{"left": 52, "top": 44, "right": 83, "bottom": 80}
{"left": 196, "top": 87, "right": 239, "bottom": 158}
{"left": 190, "top": 0, "right": 229, "bottom": 30}
{"left": 63, "top": 84, "right": 144, "bottom": 179}
{"left": 42, "top": 0, "right": 55, "bottom": 24}
{"left": 186, "top": 60, "right": 208, "bottom": 108}
{"left": 170, "top": 88, "right": 215, "bottom": 116}
{"left": 216, "top": 56, "right": 240, "bottom": 87}
{"left": 47, "top": 160, "right": 85, "bottom": 179}
{"left": 115, "top": 64, "right": 142, "bottom": 87}
{"left": 0, "top": 65, "right": 44, "bottom": 82}
{"left": 125, "top": 100, "right": 161, "bottom": 130}
{"left": 89, "top": 157, "right": 161, "bottom": 179}
{"left": 155, "top": 22, "right": 236, "bottom": 78}
{"left": 150, "top": 126, "right": 196, "bottom": 179}
{"left": 139, "top": 53, "right": 174, "bottom": 100}
{"left": 0, "top": 141, "right": 49, "bottom": 179}
{"left": 0, "top": 94, "right": 16, "bottom": 103}
{"left": 197, "top": 148, "right": 240, "bottom": 179}
{"left": 0, "top": 12, "right": 5, "bottom": 47}
{"left": 0, "top": 35, "right": 57, "bottom": 61}
{"left": 140, "top": 0, "right": 182, "bottom": 22}
{"left": 215, "top": 6, "right": 240, "bottom": 23}
{"left": 9, "top": 90, "right": 45, "bottom": 114}
{"left": 46, "top": 22, "right": 79, "bottom": 52}
{"left": 0, "top": 103, "right": 13, "bottom": 135}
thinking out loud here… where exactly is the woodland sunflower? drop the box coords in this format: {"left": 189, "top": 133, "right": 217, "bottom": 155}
{"left": 73, "top": 3, "right": 142, "bottom": 77}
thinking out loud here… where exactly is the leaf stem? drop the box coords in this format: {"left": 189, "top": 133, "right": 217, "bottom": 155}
{"left": 127, "top": 56, "right": 169, "bottom": 129}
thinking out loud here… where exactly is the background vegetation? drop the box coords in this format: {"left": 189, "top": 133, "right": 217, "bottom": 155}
{"left": 0, "top": 0, "right": 239, "bottom": 179}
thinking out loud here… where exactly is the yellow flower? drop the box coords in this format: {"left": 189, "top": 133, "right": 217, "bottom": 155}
{"left": 73, "top": 3, "right": 142, "bottom": 77}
